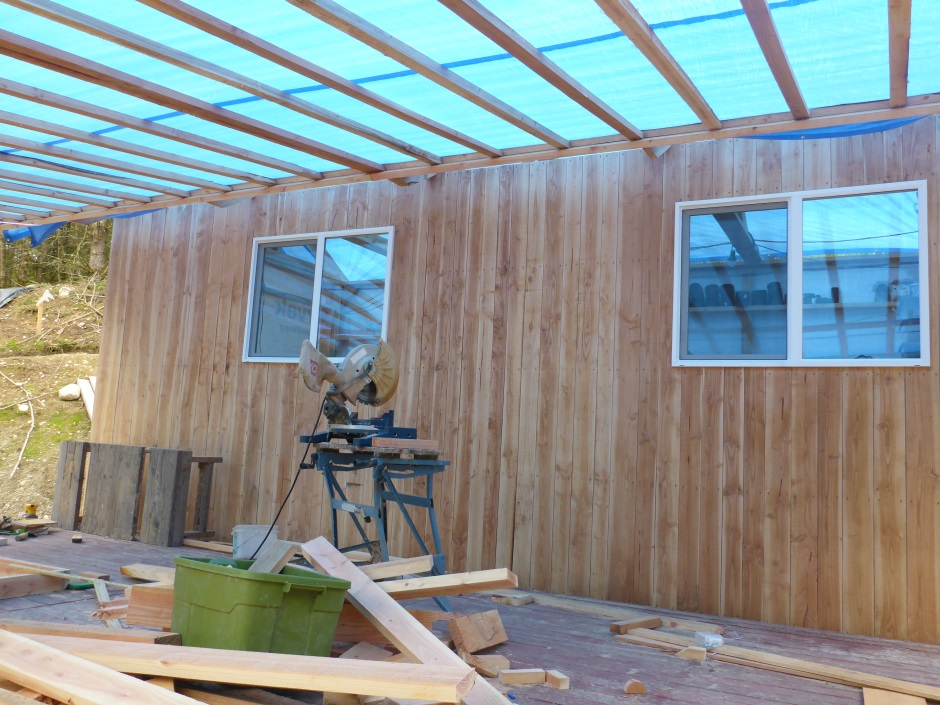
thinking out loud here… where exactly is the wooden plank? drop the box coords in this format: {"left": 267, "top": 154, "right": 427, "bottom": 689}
{"left": 620, "top": 628, "right": 940, "bottom": 700}
{"left": 76, "top": 377, "right": 94, "bottom": 419}
{"left": 369, "top": 438, "right": 439, "bottom": 451}
{"left": 740, "top": 0, "right": 810, "bottom": 119}
{"left": 301, "top": 538, "right": 510, "bottom": 705}
{"left": 359, "top": 555, "right": 434, "bottom": 581}
{"left": 0, "top": 618, "right": 180, "bottom": 644}
{"left": 609, "top": 617, "right": 662, "bottom": 634}
{"left": 497, "top": 669, "right": 544, "bottom": 686}
{"left": 333, "top": 605, "right": 447, "bottom": 644}
{"left": 0, "top": 574, "right": 67, "bottom": 600}
{"left": 544, "top": 670, "right": 569, "bottom": 690}
{"left": 460, "top": 653, "right": 510, "bottom": 679}
{"left": 862, "top": 688, "right": 926, "bottom": 705}
{"left": 888, "top": 0, "right": 913, "bottom": 108}
{"left": 0, "top": 176, "right": 115, "bottom": 206}
{"left": 594, "top": 0, "right": 720, "bottom": 129}
{"left": 120, "top": 564, "right": 176, "bottom": 583}
{"left": 447, "top": 611, "right": 507, "bottom": 654}
{"left": 0, "top": 630, "right": 200, "bottom": 705}
{"left": 50, "top": 440, "right": 88, "bottom": 530}
{"left": 286, "top": 0, "right": 568, "bottom": 149}
{"left": 82, "top": 443, "right": 146, "bottom": 541}
{"left": 247, "top": 540, "right": 296, "bottom": 574}
{"left": 139, "top": 448, "right": 193, "bottom": 547}
{"left": 30, "top": 636, "right": 473, "bottom": 703}
{"left": 124, "top": 583, "right": 174, "bottom": 629}
{"left": 379, "top": 569, "right": 517, "bottom": 599}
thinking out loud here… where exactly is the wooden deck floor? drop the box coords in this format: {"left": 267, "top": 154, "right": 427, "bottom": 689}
{"left": 3, "top": 530, "right": 940, "bottom": 704}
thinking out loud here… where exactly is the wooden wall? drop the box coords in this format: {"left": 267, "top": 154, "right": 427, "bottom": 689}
{"left": 92, "top": 116, "right": 940, "bottom": 643}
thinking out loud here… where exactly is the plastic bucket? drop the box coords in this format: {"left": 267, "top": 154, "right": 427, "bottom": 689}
{"left": 232, "top": 524, "right": 278, "bottom": 560}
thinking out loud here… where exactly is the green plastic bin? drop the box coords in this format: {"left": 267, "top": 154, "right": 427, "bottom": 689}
{"left": 171, "top": 556, "right": 351, "bottom": 655}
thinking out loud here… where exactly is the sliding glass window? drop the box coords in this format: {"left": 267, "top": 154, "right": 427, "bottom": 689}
{"left": 244, "top": 228, "right": 393, "bottom": 363}
{"left": 674, "top": 182, "right": 928, "bottom": 367}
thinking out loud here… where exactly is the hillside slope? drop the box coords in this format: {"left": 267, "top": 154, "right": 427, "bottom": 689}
{"left": 0, "top": 282, "right": 102, "bottom": 518}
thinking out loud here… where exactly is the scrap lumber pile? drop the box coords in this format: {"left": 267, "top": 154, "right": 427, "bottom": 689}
{"left": 490, "top": 589, "right": 940, "bottom": 702}
{"left": 13, "top": 535, "right": 567, "bottom": 703}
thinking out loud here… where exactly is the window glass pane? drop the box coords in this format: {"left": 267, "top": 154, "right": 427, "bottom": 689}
{"left": 802, "top": 191, "right": 921, "bottom": 360}
{"left": 681, "top": 205, "right": 788, "bottom": 360}
{"left": 249, "top": 243, "right": 317, "bottom": 357}
{"left": 317, "top": 233, "right": 388, "bottom": 359}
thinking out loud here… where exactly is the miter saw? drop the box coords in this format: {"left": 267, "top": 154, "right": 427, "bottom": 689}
{"left": 298, "top": 338, "right": 415, "bottom": 444}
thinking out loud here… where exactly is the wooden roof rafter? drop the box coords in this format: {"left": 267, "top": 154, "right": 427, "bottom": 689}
{"left": 5, "top": 0, "right": 442, "bottom": 166}
{"left": 0, "top": 177, "right": 117, "bottom": 207}
{"left": 0, "top": 132, "right": 228, "bottom": 192}
{"left": 0, "top": 200, "right": 52, "bottom": 215}
{"left": 0, "top": 191, "right": 82, "bottom": 213}
{"left": 0, "top": 30, "right": 384, "bottom": 174}
{"left": 437, "top": 0, "right": 642, "bottom": 140}
{"left": 0, "top": 167, "right": 144, "bottom": 204}
{"left": 740, "top": 0, "right": 810, "bottom": 120}
{"left": 0, "top": 211, "right": 26, "bottom": 222}
{"left": 284, "top": 0, "right": 572, "bottom": 149}
{"left": 888, "top": 0, "right": 912, "bottom": 108}
{"left": 0, "top": 152, "right": 166, "bottom": 200}
{"left": 136, "top": 0, "right": 503, "bottom": 159}
{"left": 0, "top": 77, "right": 322, "bottom": 180}
{"left": 0, "top": 110, "right": 275, "bottom": 186}
{"left": 594, "top": 0, "right": 721, "bottom": 130}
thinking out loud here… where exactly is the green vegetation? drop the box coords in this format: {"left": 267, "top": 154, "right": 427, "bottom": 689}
{"left": 23, "top": 409, "right": 90, "bottom": 460}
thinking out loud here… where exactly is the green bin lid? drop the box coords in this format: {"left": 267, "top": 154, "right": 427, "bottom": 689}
{"left": 173, "top": 556, "right": 351, "bottom": 590}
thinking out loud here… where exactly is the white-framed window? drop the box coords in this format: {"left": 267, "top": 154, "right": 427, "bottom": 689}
{"left": 244, "top": 227, "right": 393, "bottom": 363}
{"left": 673, "top": 181, "right": 929, "bottom": 367}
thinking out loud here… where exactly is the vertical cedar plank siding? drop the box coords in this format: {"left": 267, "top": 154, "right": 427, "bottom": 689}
{"left": 93, "top": 120, "right": 940, "bottom": 643}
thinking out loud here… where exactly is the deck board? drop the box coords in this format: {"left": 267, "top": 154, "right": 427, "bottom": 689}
{"left": 0, "top": 531, "right": 938, "bottom": 704}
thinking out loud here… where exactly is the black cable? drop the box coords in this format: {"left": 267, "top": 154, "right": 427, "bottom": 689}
{"left": 248, "top": 394, "right": 327, "bottom": 561}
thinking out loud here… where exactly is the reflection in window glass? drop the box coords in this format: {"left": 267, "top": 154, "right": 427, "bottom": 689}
{"left": 317, "top": 233, "right": 389, "bottom": 358}
{"left": 249, "top": 244, "right": 317, "bottom": 358}
{"left": 802, "top": 191, "right": 920, "bottom": 359}
{"left": 681, "top": 205, "right": 788, "bottom": 360}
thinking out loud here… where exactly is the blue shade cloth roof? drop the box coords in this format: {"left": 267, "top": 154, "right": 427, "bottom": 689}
{"left": 0, "top": 0, "right": 936, "bottom": 233}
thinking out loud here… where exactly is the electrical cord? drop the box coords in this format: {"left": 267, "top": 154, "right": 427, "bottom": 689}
{"left": 248, "top": 395, "right": 327, "bottom": 561}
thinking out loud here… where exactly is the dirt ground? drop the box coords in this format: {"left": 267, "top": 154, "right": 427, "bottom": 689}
{"left": 0, "top": 281, "right": 102, "bottom": 520}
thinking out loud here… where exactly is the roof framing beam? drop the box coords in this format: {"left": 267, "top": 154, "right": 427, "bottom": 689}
{"left": 0, "top": 132, "right": 227, "bottom": 192}
{"left": 18, "top": 94, "right": 940, "bottom": 227}
{"left": 0, "top": 110, "right": 274, "bottom": 185}
{"left": 594, "top": 0, "right": 721, "bottom": 130}
{"left": 0, "top": 200, "right": 50, "bottom": 214}
{"left": 0, "top": 30, "right": 384, "bottom": 173}
{"left": 137, "top": 0, "right": 503, "bottom": 159}
{"left": 0, "top": 211, "right": 26, "bottom": 221}
{"left": 285, "top": 0, "right": 571, "bottom": 149}
{"left": 888, "top": 0, "right": 912, "bottom": 108}
{"left": 6, "top": 0, "right": 442, "bottom": 166}
{"left": 0, "top": 77, "right": 320, "bottom": 180}
{"left": 0, "top": 167, "right": 142, "bottom": 203}
{"left": 0, "top": 152, "right": 171, "bottom": 199}
{"left": 0, "top": 177, "right": 116, "bottom": 207}
{"left": 438, "top": 0, "right": 642, "bottom": 139}
{"left": 0, "top": 191, "right": 81, "bottom": 213}
{"left": 740, "top": 0, "right": 809, "bottom": 120}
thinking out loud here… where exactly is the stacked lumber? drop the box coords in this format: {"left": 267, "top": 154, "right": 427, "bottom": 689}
{"left": 44, "top": 535, "right": 539, "bottom": 702}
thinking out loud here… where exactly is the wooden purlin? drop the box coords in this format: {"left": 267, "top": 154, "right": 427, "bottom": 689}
{"left": 0, "top": 165, "right": 145, "bottom": 203}
{"left": 888, "top": 0, "right": 913, "bottom": 108}
{"left": 0, "top": 176, "right": 115, "bottom": 206}
{"left": 0, "top": 191, "right": 81, "bottom": 213}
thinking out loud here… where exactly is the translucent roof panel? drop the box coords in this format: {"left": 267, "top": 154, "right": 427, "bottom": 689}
{"left": 629, "top": 0, "right": 789, "bottom": 120}
{"left": 908, "top": 1, "right": 940, "bottom": 98}
{"left": 771, "top": 0, "right": 889, "bottom": 108}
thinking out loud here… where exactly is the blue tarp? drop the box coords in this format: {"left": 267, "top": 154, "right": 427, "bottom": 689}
{"left": 2, "top": 209, "right": 160, "bottom": 248}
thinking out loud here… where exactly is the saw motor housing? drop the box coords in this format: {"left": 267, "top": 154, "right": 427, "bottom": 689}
{"left": 299, "top": 338, "right": 400, "bottom": 426}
